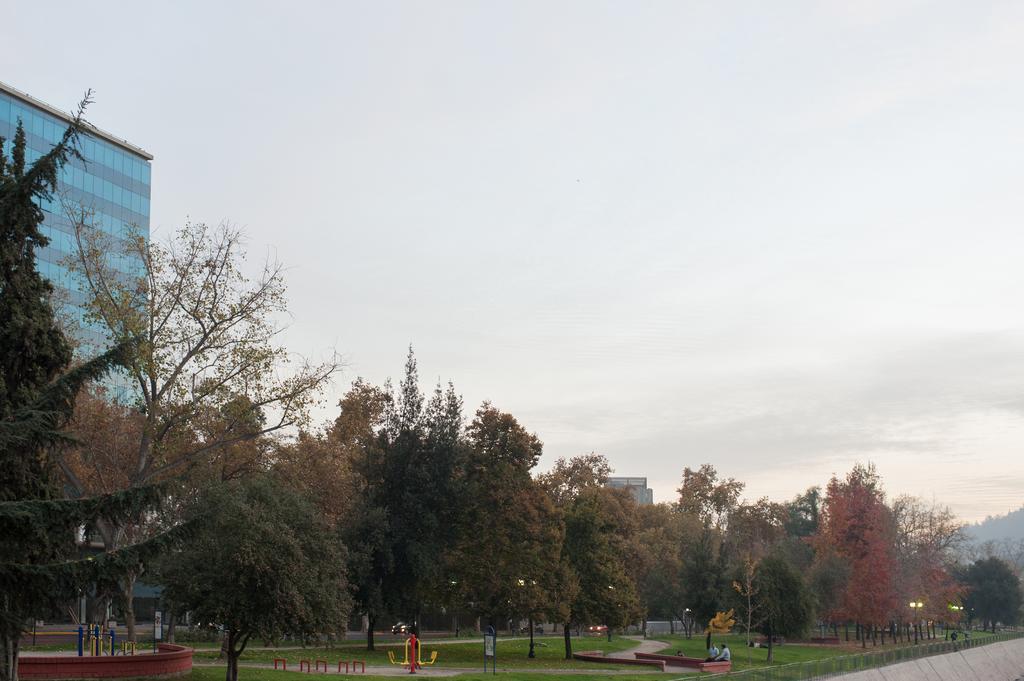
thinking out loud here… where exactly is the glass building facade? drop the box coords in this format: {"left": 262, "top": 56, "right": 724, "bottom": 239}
{"left": 606, "top": 476, "right": 655, "bottom": 505}
{"left": 0, "top": 81, "right": 152, "bottom": 353}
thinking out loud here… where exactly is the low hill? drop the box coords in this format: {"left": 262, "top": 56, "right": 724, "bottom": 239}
{"left": 968, "top": 506, "right": 1024, "bottom": 543}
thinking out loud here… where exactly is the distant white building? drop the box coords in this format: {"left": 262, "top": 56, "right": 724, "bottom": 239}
{"left": 606, "top": 476, "right": 654, "bottom": 505}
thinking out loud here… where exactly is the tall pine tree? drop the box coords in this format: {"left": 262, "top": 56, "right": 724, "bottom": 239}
{"left": 0, "top": 94, "right": 188, "bottom": 681}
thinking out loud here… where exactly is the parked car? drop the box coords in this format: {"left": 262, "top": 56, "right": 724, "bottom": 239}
{"left": 585, "top": 625, "right": 608, "bottom": 635}
{"left": 391, "top": 622, "right": 415, "bottom": 635}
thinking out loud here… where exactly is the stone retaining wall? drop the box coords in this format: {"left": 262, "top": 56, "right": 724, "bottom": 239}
{"left": 837, "top": 638, "right": 1024, "bottom": 681}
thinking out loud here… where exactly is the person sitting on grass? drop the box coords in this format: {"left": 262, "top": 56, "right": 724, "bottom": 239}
{"left": 714, "top": 644, "right": 731, "bottom": 662}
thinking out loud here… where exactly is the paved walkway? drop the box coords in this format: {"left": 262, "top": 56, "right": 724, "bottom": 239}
{"left": 606, "top": 637, "right": 669, "bottom": 659}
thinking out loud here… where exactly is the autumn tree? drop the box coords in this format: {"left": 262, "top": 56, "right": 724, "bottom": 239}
{"left": 325, "top": 379, "right": 392, "bottom": 650}
{"left": 538, "top": 454, "right": 639, "bottom": 658}
{"left": 726, "top": 498, "right": 786, "bottom": 560}
{"left": 59, "top": 217, "right": 338, "bottom": 637}
{"left": 632, "top": 504, "right": 696, "bottom": 634}
{"left": 890, "top": 495, "right": 966, "bottom": 636}
{"left": 676, "top": 464, "right": 744, "bottom": 531}
{"left": 674, "top": 464, "right": 743, "bottom": 630}
{"left": 731, "top": 555, "right": 758, "bottom": 659}
{"left": 536, "top": 453, "right": 612, "bottom": 507}
{"left": 813, "top": 464, "right": 898, "bottom": 646}
{"left": 560, "top": 487, "right": 641, "bottom": 656}
{"left": 451, "top": 404, "right": 572, "bottom": 656}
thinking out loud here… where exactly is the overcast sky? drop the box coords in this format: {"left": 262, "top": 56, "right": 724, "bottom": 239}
{"left": 7, "top": 1, "right": 1024, "bottom": 521}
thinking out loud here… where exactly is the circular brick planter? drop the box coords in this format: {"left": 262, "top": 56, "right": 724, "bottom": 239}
{"left": 19, "top": 644, "right": 193, "bottom": 679}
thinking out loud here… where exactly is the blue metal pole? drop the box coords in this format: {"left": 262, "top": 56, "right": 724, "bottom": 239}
{"left": 110, "top": 628, "right": 116, "bottom": 656}
{"left": 77, "top": 626, "right": 84, "bottom": 657}
{"left": 94, "top": 625, "right": 100, "bottom": 656}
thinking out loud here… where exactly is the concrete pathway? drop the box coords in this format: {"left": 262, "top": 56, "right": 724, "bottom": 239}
{"left": 606, "top": 638, "right": 670, "bottom": 659}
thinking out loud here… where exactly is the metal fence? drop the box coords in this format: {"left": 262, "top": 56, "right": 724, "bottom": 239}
{"left": 708, "top": 631, "right": 1024, "bottom": 681}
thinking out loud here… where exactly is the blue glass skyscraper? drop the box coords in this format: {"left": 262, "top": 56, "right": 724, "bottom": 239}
{"left": 0, "top": 81, "right": 152, "bottom": 352}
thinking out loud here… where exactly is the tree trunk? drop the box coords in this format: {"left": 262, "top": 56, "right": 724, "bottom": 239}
{"left": 766, "top": 620, "right": 774, "bottom": 663}
{"left": 367, "top": 614, "right": 375, "bottom": 652}
{"left": 98, "top": 520, "right": 138, "bottom": 644}
{"left": 167, "top": 612, "right": 176, "bottom": 644}
{"left": 122, "top": 576, "right": 137, "bottom": 642}
{"left": 225, "top": 631, "right": 249, "bottom": 681}
{"left": 844, "top": 623, "right": 849, "bottom": 641}
{"left": 225, "top": 632, "right": 235, "bottom": 681}
{"left": 861, "top": 624, "right": 866, "bottom": 648}
{"left": 1, "top": 633, "right": 20, "bottom": 681}
{"left": 563, "top": 623, "right": 572, "bottom": 660}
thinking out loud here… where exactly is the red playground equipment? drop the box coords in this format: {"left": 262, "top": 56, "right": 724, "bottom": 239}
{"left": 385, "top": 633, "right": 438, "bottom": 674}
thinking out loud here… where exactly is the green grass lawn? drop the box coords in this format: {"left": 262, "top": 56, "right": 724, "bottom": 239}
{"left": 654, "top": 633, "right": 851, "bottom": 672}
{"left": 192, "top": 635, "right": 640, "bottom": 670}
{"left": 189, "top": 668, "right": 666, "bottom": 681}
{"left": 654, "top": 629, "right": 998, "bottom": 673}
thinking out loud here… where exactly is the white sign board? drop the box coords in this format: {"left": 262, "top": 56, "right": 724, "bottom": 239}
{"left": 484, "top": 634, "right": 495, "bottom": 657}
{"left": 154, "top": 611, "right": 163, "bottom": 640}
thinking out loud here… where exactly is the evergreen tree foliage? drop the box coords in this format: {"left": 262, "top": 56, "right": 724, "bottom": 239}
{"left": 752, "top": 556, "right": 813, "bottom": 661}
{"left": 561, "top": 488, "right": 641, "bottom": 650}
{"left": 0, "top": 341, "right": 189, "bottom": 681}
{"left": 159, "top": 476, "right": 350, "bottom": 681}
{"left": 376, "top": 349, "right": 465, "bottom": 621}
{"left": 0, "top": 102, "right": 84, "bottom": 422}
{"left": 0, "top": 94, "right": 186, "bottom": 681}
{"left": 963, "top": 556, "right": 1023, "bottom": 631}
{"left": 680, "top": 529, "right": 728, "bottom": 629}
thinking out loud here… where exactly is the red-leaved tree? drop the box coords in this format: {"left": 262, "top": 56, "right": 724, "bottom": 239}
{"left": 814, "top": 464, "right": 898, "bottom": 646}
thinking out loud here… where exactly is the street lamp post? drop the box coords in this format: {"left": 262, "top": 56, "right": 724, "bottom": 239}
{"left": 517, "top": 578, "right": 536, "bottom": 658}
{"left": 946, "top": 605, "right": 963, "bottom": 640}
{"left": 909, "top": 602, "right": 924, "bottom": 644}
{"left": 607, "top": 586, "right": 615, "bottom": 642}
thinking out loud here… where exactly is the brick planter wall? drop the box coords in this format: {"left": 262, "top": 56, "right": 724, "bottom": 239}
{"left": 19, "top": 644, "right": 193, "bottom": 679}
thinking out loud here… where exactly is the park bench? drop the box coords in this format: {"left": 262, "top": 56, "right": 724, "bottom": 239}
{"left": 634, "top": 652, "right": 732, "bottom": 673}
{"left": 572, "top": 651, "right": 666, "bottom": 671}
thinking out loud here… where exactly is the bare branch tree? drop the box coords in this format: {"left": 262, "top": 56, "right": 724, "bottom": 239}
{"left": 59, "top": 206, "right": 340, "bottom": 638}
